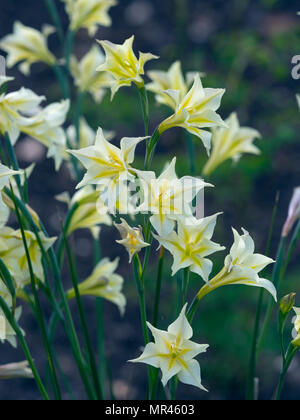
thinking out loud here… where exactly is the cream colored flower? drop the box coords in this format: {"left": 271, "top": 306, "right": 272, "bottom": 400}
{"left": 136, "top": 158, "right": 212, "bottom": 235}
{"left": 67, "top": 117, "right": 114, "bottom": 150}
{"left": 114, "top": 218, "right": 150, "bottom": 263}
{"left": 0, "top": 77, "right": 45, "bottom": 144}
{"left": 147, "top": 61, "right": 203, "bottom": 110}
{"left": 129, "top": 303, "right": 209, "bottom": 390}
{"left": 203, "top": 112, "right": 261, "bottom": 176}
{"left": 0, "top": 227, "right": 56, "bottom": 290}
{"left": 0, "top": 22, "right": 55, "bottom": 75}
{"left": 97, "top": 36, "right": 158, "bottom": 98}
{"left": 67, "top": 257, "right": 126, "bottom": 315}
{"left": 282, "top": 187, "right": 300, "bottom": 237}
{"left": 62, "top": 0, "right": 117, "bottom": 35}
{"left": 21, "top": 100, "right": 70, "bottom": 170}
{"left": 56, "top": 185, "right": 112, "bottom": 236}
{"left": 70, "top": 45, "right": 113, "bottom": 102}
{"left": 154, "top": 214, "right": 224, "bottom": 280}
{"left": 158, "top": 75, "right": 226, "bottom": 154}
{"left": 0, "top": 307, "right": 22, "bottom": 347}
{"left": 0, "top": 163, "right": 20, "bottom": 210}
{"left": 68, "top": 127, "right": 147, "bottom": 190}
{"left": 196, "top": 228, "right": 276, "bottom": 301}
{"left": 0, "top": 361, "right": 33, "bottom": 380}
{"left": 292, "top": 307, "right": 300, "bottom": 347}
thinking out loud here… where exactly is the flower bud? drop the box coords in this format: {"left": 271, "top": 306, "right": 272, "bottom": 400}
{"left": 280, "top": 293, "right": 296, "bottom": 316}
{"left": 0, "top": 361, "right": 33, "bottom": 380}
{"left": 282, "top": 187, "right": 300, "bottom": 237}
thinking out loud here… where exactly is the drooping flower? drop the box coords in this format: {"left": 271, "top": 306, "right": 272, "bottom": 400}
{"left": 114, "top": 218, "right": 150, "bottom": 263}
{"left": 67, "top": 257, "right": 126, "bottom": 315}
{"left": 292, "top": 307, "right": 300, "bottom": 348}
{"left": 97, "top": 36, "right": 159, "bottom": 98}
{"left": 203, "top": 112, "right": 261, "bottom": 176}
{"left": 68, "top": 127, "right": 147, "bottom": 191}
{"left": 0, "top": 22, "right": 55, "bottom": 75}
{"left": 70, "top": 45, "right": 113, "bottom": 102}
{"left": 0, "top": 361, "right": 33, "bottom": 380}
{"left": 129, "top": 303, "right": 209, "bottom": 390}
{"left": 0, "top": 307, "right": 22, "bottom": 347}
{"left": 21, "top": 100, "right": 70, "bottom": 170}
{"left": 62, "top": 0, "right": 117, "bottom": 35}
{"left": 136, "top": 157, "right": 212, "bottom": 235}
{"left": 56, "top": 185, "right": 112, "bottom": 236}
{"left": 154, "top": 214, "right": 225, "bottom": 280}
{"left": 0, "top": 77, "right": 45, "bottom": 144}
{"left": 282, "top": 187, "right": 300, "bottom": 238}
{"left": 196, "top": 228, "right": 276, "bottom": 301}
{"left": 158, "top": 75, "right": 226, "bottom": 154}
{"left": 147, "top": 61, "right": 203, "bottom": 110}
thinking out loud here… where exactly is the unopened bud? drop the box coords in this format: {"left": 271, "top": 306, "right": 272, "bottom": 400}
{"left": 282, "top": 187, "right": 300, "bottom": 237}
{"left": 280, "top": 293, "right": 296, "bottom": 316}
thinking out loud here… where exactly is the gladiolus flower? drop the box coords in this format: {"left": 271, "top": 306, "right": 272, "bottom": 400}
{"left": 56, "top": 185, "right": 112, "bottom": 236}
{"left": 154, "top": 214, "right": 225, "bottom": 280}
{"left": 0, "top": 307, "right": 22, "bottom": 347}
{"left": 70, "top": 45, "right": 113, "bottom": 103}
{"left": 97, "top": 36, "right": 159, "bottom": 98}
{"left": 158, "top": 75, "right": 226, "bottom": 154}
{"left": 196, "top": 228, "right": 276, "bottom": 301}
{"left": 203, "top": 112, "right": 261, "bottom": 176}
{"left": 0, "top": 361, "right": 33, "bottom": 380}
{"left": 136, "top": 158, "right": 212, "bottom": 235}
{"left": 68, "top": 128, "right": 147, "bottom": 192}
{"left": 67, "top": 117, "right": 114, "bottom": 150}
{"left": 147, "top": 61, "right": 203, "bottom": 110}
{"left": 292, "top": 307, "right": 300, "bottom": 348}
{"left": 0, "top": 163, "right": 20, "bottom": 209}
{"left": 282, "top": 187, "right": 300, "bottom": 237}
{"left": 67, "top": 258, "right": 126, "bottom": 315}
{"left": 0, "top": 22, "right": 55, "bottom": 75}
{"left": 129, "top": 303, "right": 209, "bottom": 390}
{"left": 114, "top": 218, "right": 150, "bottom": 263}
{"left": 62, "top": 0, "right": 117, "bottom": 35}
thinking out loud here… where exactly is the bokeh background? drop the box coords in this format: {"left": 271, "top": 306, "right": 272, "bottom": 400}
{"left": 0, "top": 0, "right": 300, "bottom": 400}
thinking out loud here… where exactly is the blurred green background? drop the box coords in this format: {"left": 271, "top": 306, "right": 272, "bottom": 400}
{"left": 0, "top": 0, "right": 300, "bottom": 400}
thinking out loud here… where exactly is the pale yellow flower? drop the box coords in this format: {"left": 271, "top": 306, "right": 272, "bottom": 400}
{"left": 21, "top": 100, "right": 70, "bottom": 170}
{"left": 70, "top": 45, "right": 113, "bottom": 102}
{"left": 154, "top": 214, "right": 225, "bottom": 280}
{"left": 56, "top": 185, "right": 112, "bottom": 236}
{"left": 0, "top": 361, "right": 33, "bottom": 380}
{"left": 0, "top": 163, "right": 20, "bottom": 211}
{"left": 114, "top": 218, "right": 150, "bottom": 263}
{"left": 136, "top": 158, "right": 212, "bottom": 235}
{"left": 158, "top": 75, "right": 226, "bottom": 154}
{"left": 97, "top": 36, "right": 159, "bottom": 98}
{"left": 196, "top": 228, "right": 276, "bottom": 301}
{"left": 62, "top": 0, "right": 117, "bottom": 35}
{"left": 67, "top": 117, "right": 114, "bottom": 150}
{"left": 282, "top": 187, "right": 300, "bottom": 237}
{"left": 68, "top": 127, "right": 147, "bottom": 190}
{"left": 129, "top": 303, "right": 209, "bottom": 390}
{"left": 67, "top": 257, "right": 126, "bottom": 315}
{"left": 203, "top": 112, "right": 261, "bottom": 176}
{"left": 0, "top": 77, "right": 45, "bottom": 144}
{"left": 0, "top": 22, "right": 55, "bottom": 75}
{"left": 147, "top": 61, "right": 204, "bottom": 110}
{"left": 292, "top": 307, "right": 300, "bottom": 348}
{"left": 0, "top": 307, "right": 22, "bottom": 348}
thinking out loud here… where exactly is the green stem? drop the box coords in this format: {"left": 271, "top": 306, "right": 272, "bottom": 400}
{"left": 152, "top": 247, "right": 165, "bottom": 328}
{"left": 138, "top": 86, "right": 149, "bottom": 137}
{"left": 53, "top": 64, "right": 70, "bottom": 99}
{"left": 63, "top": 230, "right": 103, "bottom": 400}
{"left": 44, "top": 0, "right": 64, "bottom": 44}
{"left": 275, "top": 345, "right": 298, "bottom": 400}
{"left": 11, "top": 187, "right": 62, "bottom": 400}
{"left": 0, "top": 296, "right": 50, "bottom": 400}
{"left": 144, "top": 129, "right": 160, "bottom": 170}
{"left": 65, "top": 30, "right": 75, "bottom": 75}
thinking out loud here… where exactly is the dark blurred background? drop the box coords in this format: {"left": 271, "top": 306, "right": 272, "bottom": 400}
{"left": 0, "top": 0, "right": 300, "bottom": 400}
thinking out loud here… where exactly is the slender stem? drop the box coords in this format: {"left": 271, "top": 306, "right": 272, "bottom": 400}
{"left": 44, "top": 0, "right": 64, "bottom": 43}
{"left": 144, "top": 129, "right": 160, "bottom": 170}
{"left": 133, "top": 255, "right": 149, "bottom": 345}
{"left": 63, "top": 230, "right": 103, "bottom": 400}
{"left": 0, "top": 297, "right": 50, "bottom": 400}
{"left": 53, "top": 64, "right": 70, "bottom": 99}
{"left": 65, "top": 30, "right": 75, "bottom": 75}
{"left": 152, "top": 247, "right": 165, "bottom": 328}
{"left": 138, "top": 86, "right": 149, "bottom": 137}
{"left": 11, "top": 186, "right": 62, "bottom": 400}
{"left": 275, "top": 345, "right": 298, "bottom": 400}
